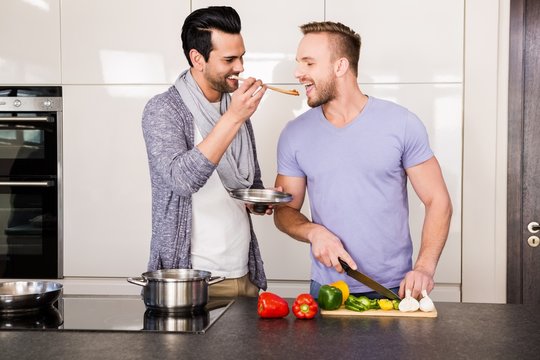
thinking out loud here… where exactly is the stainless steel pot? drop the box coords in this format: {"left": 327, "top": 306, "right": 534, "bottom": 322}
{"left": 127, "top": 269, "right": 225, "bottom": 313}
{"left": 0, "top": 281, "right": 63, "bottom": 313}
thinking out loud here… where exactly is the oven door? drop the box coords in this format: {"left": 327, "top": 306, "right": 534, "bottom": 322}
{"left": 0, "top": 179, "right": 59, "bottom": 278}
{"left": 0, "top": 113, "right": 57, "bottom": 177}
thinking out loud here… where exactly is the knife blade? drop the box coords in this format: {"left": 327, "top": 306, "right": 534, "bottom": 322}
{"left": 338, "top": 257, "right": 401, "bottom": 300}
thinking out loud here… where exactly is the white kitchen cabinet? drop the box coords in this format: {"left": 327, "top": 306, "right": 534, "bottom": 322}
{"left": 362, "top": 83, "right": 463, "bottom": 284}
{"left": 61, "top": 0, "right": 190, "bottom": 84}
{"left": 0, "top": 0, "right": 61, "bottom": 84}
{"left": 193, "top": 0, "right": 324, "bottom": 83}
{"left": 0, "top": 0, "right": 467, "bottom": 301}
{"left": 250, "top": 84, "right": 462, "bottom": 286}
{"left": 63, "top": 85, "right": 167, "bottom": 277}
{"left": 249, "top": 87, "right": 311, "bottom": 281}
{"left": 326, "top": 0, "right": 464, "bottom": 84}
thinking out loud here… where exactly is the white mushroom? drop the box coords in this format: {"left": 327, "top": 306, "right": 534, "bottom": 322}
{"left": 419, "top": 289, "right": 435, "bottom": 312}
{"left": 398, "top": 289, "right": 420, "bottom": 312}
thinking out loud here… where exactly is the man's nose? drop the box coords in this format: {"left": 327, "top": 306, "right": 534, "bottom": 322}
{"left": 294, "top": 66, "right": 303, "bottom": 80}
{"left": 233, "top": 60, "right": 244, "bottom": 73}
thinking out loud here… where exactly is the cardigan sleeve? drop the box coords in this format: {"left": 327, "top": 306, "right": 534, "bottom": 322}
{"left": 142, "top": 91, "right": 217, "bottom": 197}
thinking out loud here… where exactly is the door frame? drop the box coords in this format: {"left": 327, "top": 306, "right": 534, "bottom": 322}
{"left": 507, "top": 0, "right": 525, "bottom": 304}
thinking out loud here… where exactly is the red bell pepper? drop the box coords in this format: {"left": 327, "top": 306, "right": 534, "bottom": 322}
{"left": 292, "top": 293, "right": 318, "bottom": 319}
{"left": 257, "top": 292, "right": 289, "bottom": 318}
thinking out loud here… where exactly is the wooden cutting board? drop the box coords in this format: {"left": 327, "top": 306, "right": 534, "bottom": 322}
{"left": 321, "top": 306, "right": 437, "bottom": 318}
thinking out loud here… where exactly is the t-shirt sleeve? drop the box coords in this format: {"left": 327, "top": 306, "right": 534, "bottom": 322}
{"left": 277, "top": 124, "right": 306, "bottom": 177}
{"left": 402, "top": 112, "right": 434, "bottom": 169}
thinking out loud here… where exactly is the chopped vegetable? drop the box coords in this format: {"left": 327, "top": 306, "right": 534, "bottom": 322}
{"left": 343, "top": 295, "right": 369, "bottom": 312}
{"left": 292, "top": 294, "right": 318, "bottom": 319}
{"left": 330, "top": 280, "right": 350, "bottom": 304}
{"left": 344, "top": 302, "right": 366, "bottom": 312}
{"left": 398, "top": 289, "right": 420, "bottom": 312}
{"left": 317, "top": 285, "right": 343, "bottom": 310}
{"left": 392, "top": 299, "right": 400, "bottom": 310}
{"left": 419, "top": 290, "right": 435, "bottom": 312}
{"left": 369, "top": 298, "right": 380, "bottom": 309}
{"left": 355, "top": 295, "right": 372, "bottom": 309}
{"left": 378, "top": 299, "right": 394, "bottom": 310}
{"left": 257, "top": 292, "right": 290, "bottom": 318}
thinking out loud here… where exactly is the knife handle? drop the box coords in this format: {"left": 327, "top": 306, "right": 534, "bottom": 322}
{"left": 338, "top": 257, "right": 351, "bottom": 271}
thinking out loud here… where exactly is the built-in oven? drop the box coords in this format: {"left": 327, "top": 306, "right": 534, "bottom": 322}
{"left": 0, "top": 87, "right": 62, "bottom": 279}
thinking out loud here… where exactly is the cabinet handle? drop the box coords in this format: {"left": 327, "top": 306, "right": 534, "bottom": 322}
{"left": 0, "top": 181, "right": 54, "bottom": 187}
{"left": 0, "top": 116, "right": 52, "bottom": 122}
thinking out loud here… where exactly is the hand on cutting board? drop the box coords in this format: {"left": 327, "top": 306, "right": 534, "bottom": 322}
{"left": 398, "top": 268, "right": 434, "bottom": 300}
{"left": 308, "top": 225, "right": 357, "bottom": 273}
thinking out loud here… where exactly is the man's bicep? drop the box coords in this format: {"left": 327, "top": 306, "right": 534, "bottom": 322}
{"left": 275, "top": 174, "right": 306, "bottom": 210}
{"left": 406, "top": 156, "right": 448, "bottom": 206}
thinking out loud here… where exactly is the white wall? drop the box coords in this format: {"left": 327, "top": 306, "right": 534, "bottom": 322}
{"left": 0, "top": 0, "right": 509, "bottom": 303}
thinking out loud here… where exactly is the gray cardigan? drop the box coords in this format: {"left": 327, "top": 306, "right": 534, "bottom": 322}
{"left": 141, "top": 86, "right": 267, "bottom": 290}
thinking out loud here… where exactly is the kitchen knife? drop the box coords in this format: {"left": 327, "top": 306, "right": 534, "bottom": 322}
{"left": 338, "top": 257, "right": 401, "bottom": 300}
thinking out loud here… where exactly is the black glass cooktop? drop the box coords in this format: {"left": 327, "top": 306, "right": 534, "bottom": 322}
{"left": 0, "top": 295, "right": 234, "bottom": 334}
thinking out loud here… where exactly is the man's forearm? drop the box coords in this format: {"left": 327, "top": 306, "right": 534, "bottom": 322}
{"left": 274, "top": 206, "right": 319, "bottom": 244}
{"left": 414, "top": 196, "right": 453, "bottom": 277}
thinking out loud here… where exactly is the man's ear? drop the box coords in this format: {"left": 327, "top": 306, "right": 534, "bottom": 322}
{"left": 334, "top": 57, "right": 350, "bottom": 77}
{"left": 190, "top": 49, "right": 205, "bottom": 71}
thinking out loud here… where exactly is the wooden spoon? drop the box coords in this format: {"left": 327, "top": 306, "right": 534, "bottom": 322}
{"left": 229, "top": 75, "right": 299, "bottom": 96}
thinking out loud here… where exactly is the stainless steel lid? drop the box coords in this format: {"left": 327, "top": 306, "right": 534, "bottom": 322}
{"left": 229, "top": 189, "right": 293, "bottom": 205}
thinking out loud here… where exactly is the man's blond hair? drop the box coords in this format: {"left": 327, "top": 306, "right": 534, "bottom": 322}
{"left": 300, "top": 21, "right": 361, "bottom": 77}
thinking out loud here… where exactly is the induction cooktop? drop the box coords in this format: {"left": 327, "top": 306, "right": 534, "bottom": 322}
{"left": 0, "top": 295, "right": 234, "bottom": 334}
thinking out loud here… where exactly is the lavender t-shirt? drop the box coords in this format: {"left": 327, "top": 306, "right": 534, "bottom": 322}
{"left": 277, "top": 96, "right": 433, "bottom": 293}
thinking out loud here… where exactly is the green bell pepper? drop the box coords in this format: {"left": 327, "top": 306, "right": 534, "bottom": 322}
{"left": 344, "top": 297, "right": 368, "bottom": 312}
{"left": 369, "top": 298, "right": 380, "bottom": 310}
{"left": 317, "top": 285, "right": 343, "bottom": 310}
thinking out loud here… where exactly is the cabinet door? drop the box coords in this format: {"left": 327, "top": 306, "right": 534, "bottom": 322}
{"left": 193, "top": 0, "right": 324, "bottom": 83}
{"left": 362, "top": 84, "right": 463, "bottom": 285}
{"left": 63, "top": 85, "right": 167, "bottom": 277}
{"left": 0, "top": 0, "right": 61, "bottom": 84}
{"left": 61, "top": 0, "right": 190, "bottom": 84}
{"left": 326, "top": 0, "right": 464, "bottom": 83}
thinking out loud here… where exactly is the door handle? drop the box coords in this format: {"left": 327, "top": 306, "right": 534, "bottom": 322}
{"left": 527, "top": 222, "right": 540, "bottom": 233}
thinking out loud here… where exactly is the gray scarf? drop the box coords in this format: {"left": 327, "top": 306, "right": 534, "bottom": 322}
{"left": 174, "top": 69, "right": 254, "bottom": 190}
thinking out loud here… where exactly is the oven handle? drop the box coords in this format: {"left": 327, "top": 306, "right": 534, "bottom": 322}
{"left": 0, "top": 181, "right": 54, "bottom": 187}
{"left": 0, "top": 116, "right": 52, "bottom": 122}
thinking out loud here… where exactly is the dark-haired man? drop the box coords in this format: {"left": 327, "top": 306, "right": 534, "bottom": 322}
{"left": 274, "top": 21, "right": 452, "bottom": 300}
{"left": 142, "top": 6, "right": 268, "bottom": 297}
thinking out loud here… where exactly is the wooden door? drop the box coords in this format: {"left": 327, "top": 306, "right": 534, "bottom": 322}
{"left": 508, "top": 0, "right": 540, "bottom": 304}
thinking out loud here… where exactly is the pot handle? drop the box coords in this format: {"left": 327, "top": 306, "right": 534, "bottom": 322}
{"left": 127, "top": 277, "right": 147, "bottom": 287}
{"left": 207, "top": 276, "right": 226, "bottom": 286}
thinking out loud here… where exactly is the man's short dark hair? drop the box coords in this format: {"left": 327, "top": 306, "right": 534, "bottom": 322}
{"left": 181, "top": 6, "right": 242, "bottom": 67}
